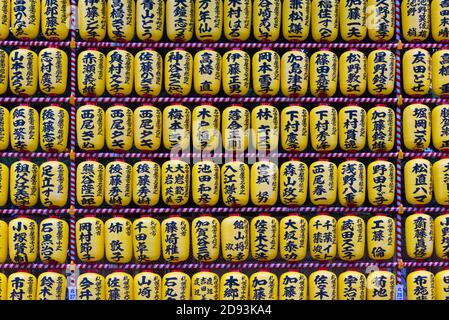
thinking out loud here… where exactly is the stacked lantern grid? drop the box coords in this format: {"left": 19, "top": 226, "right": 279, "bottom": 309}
{"left": 1, "top": 0, "right": 449, "bottom": 300}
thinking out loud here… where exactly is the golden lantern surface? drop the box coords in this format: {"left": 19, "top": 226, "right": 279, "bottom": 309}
{"left": 433, "top": 159, "right": 449, "bottom": 205}
{"left": 431, "top": 0, "right": 449, "bottom": 42}
{"left": 38, "top": 48, "right": 68, "bottom": 95}
{"left": 250, "top": 215, "right": 279, "bottom": 261}
{"left": 9, "top": 49, "right": 38, "bottom": 96}
{"left": 0, "top": 0, "right": 9, "bottom": 40}
{"left": 134, "top": 272, "right": 162, "bottom": 300}
{"left": 309, "top": 215, "right": 337, "bottom": 260}
{"left": 192, "top": 216, "right": 220, "bottom": 262}
{"left": 338, "top": 270, "right": 366, "bottom": 300}
{"left": 164, "top": 50, "right": 193, "bottom": 96}
{"left": 251, "top": 104, "right": 279, "bottom": 151}
{"left": 11, "top": 0, "right": 40, "bottom": 39}
{"left": 337, "top": 160, "right": 366, "bottom": 207}
{"left": 223, "top": 0, "right": 251, "bottom": 41}
{"left": 195, "top": 0, "right": 223, "bottom": 41}
{"left": 162, "top": 271, "right": 191, "bottom": 300}
{"left": 0, "top": 272, "right": 6, "bottom": 300}
{"left": 221, "top": 161, "right": 250, "bottom": 207}
{"left": 435, "top": 269, "right": 449, "bottom": 300}
{"left": 10, "top": 160, "right": 39, "bottom": 207}
{"left": 432, "top": 104, "right": 449, "bottom": 151}
{"left": 282, "top": 0, "right": 310, "bottom": 41}
{"left": 221, "top": 215, "right": 249, "bottom": 262}
{"left": 404, "top": 158, "right": 432, "bottom": 205}
{"left": 105, "top": 272, "right": 133, "bottom": 300}
{"left": 10, "top": 105, "right": 39, "bottom": 152}
{"left": 106, "top": 50, "right": 134, "bottom": 96}
{"left": 9, "top": 217, "right": 38, "bottom": 263}
{"left": 105, "top": 105, "right": 133, "bottom": 151}
{"left": 40, "top": 105, "right": 69, "bottom": 152}
{"left": 39, "top": 161, "right": 69, "bottom": 207}
{"left": 134, "top": 105, "right": 162, "bottom": 151}
{"left": 403, "top": 104, "right": 431, "bottom": 151}
{"left": 253, "top": 0, "right": 281, "bottom": 41}
{"left": 41, "top": 0, "right": 70, "bottom": 40}
{"left": 0, "top": 220, "right": 7, "bottom": 263}
{"left": 76, "top": 216, "right": 105, "bottom": 262}
{"left": 249, "top": 271, "right": 278, "bottom": 300}
{"left": 132, "top": 161, "right": 161, "bottom": 207}
{"left": 76, "top": 104, "right": 105, "bottom": 151}
{"left": 192, "top": 105, "right": 220, "bottom": 151}
{"left": 337, "top": 215, "right": 365, "bottom": 261}
{"left": 279, "top": 271, "right": 307, "bottom": 300}
{"left": 405, "top": 213, "right": 434, "bottom": 259}
{"left": 78, "top": 0, "right": 106, "bottom": 41}
{"left": 220, "top": 271, "right": 249, "bottom": 300}
{"left": 432, "top": 50, "right": 449, "bottom": 97}
{"left": 161, "top": 160, "right": 190, "bottom": 206}
{"left": 280, "top": 105, "right": 308, "bottom": 152}
{"left": 367, "top": 160, "right": 396, "bottom": 206}
{"left": 281, "top": 50, "right": 309, "bottom": 97}
{"left": 77, "top": 50, "right": 106, "bottom": 97}
{"left": 279, "top": 160, "right": 308, "bottom": 206}
{"left": 166, "top": 0, "right": 194, "bottom": 42}
{"left": 0, "top": 106, "right": 8, "bottom": 150}
{"left": 192, "top": 271, "right": 220, "bottom": 300}
{"left": 37, "top": 272, "right": 66, "bottom": 300}
{"left": 39, "top": 218, "right": 68, "bottom": 263}
{"left": 309, "top": 270, "right": 337, "bottom": 300}
{"left": 161, "top": 216, "right": 190, "bottom": 263}
{"left": 76, "top": 161, "right": 105, "bottom": 207}
{"left": 105, "top": 217, "right": 133, "bottom": 263}
{"left": 7, "top": 272, "right": 36, "bottom": 300}
{"left": 77, "top": 273, "right": 105, "bottom": 300}
{"left": 0, "top": 163, "right": 8, "bottom": 207}
{"left": 310, "top": 105, "right": 338, "bottom": 151}
{"left": 435, "top": 214, "right": 449, "bottom": 259}
{"left": 309, "top": 160, "right": 337, "bottom": 206}
{"left": 136, "top": 0, "right": 164, "bottom": 41}
{"left": 252, "top": 50, "right": 280, "bottom": 97}
{"left": 339, "top": 51, "right": 367, "bottom": 97}
{"left": 367, "top": 50, "right": 395, "bottom": 96}
{"left": 309, "top": 51, "right": 338, "bottom": 97}
{"left": 133, "top": 216, "right": 161, "bottom": 262}
{"left": 366, "top": 0, "right": 395, "bottom": 41}
{"left": 367, "top": 215, "right": 395, "bottom": 260}
{"left": 192, "top": 161, "right": 220, "bottom": 207}
{"left": 339, "top": 0, "right": 367, "bottom": 41}
{"left": 401, "top": 0, "right": 430, "bottom": 42}
{"left": 162, "top": 104, "right": 191, "bottom": 151}
{"left": 402, "top": 49, "right": 431, "bottom": 96}
{"left": 134, "top": 50, "right": 163, "bottom": 97}
{"left": 0, "top": 50, "right": 7, "bottom": 95}
{"left": 250, "top": 161, "right": 278, "bottom": 206}
{"left": 367, "top": 105, "right": 395, "bottom": 152}
{"left": 338, "top": 105, "right": 366, "bottom": 151}
{"left": 407, "top": 269, "right": 434, "bottom": 300}
{"left": 279, "top": 215, "right": 307, "bottom": 261}
{"left": 310, "top": 0, "right": 338, "bottom": 42}
{"left": 222, "top": 50, "right": 251, "bottom": 97}
{"left": 107, "top": 0, "right": 135, "bottom": 42}
{"left": 222, "top": 105, "right": 250, "bottom": 152}
{"left": 366, "top": 270, "right": 396, "bottom": 300}
{"left": 193, "top": 50, "right": 221, "bottom": 96}
{"left": 104, "top": 161, "right": 132, "bottom": 206}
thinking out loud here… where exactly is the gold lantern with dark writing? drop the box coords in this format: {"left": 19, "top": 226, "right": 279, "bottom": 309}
{"left": 194, "top": 50, "right": 222, "bottom": 96}
{"left": 192, "top": 271, "right": 220, "bottom": 300}
{"left": 0, "top": 163, "right": 8, "bottom": 207}
{"left": 10, "top": 160, "right": 39, "bottom": 207}
{"left": 279, "top": 215, "right": 307, "bottom": 261}
{"left": 10, "top": 105, "right": 39, "bottom": 152}
{"left": 281, "top": 50, "right": 309, "bottom": 97}
{"left": 403, "top": 49, "right": 431, "bottom": 96}
{"left": 105, "top": 217, "right": 133, "bottom": 263}
{"left": 280, "top": 105, "right": 308, "bottom": 152}
{"left": 435, "top": 269, "right": 449, "bottom": 300}
{"left": 221, "top": 215, "right": 249, "bottom": 262}
{"left": 403, "top": 104, "right": 431, "bottom": 151}
{"left": 309, "top": 160, "right": 337, "bottom": 206}
{"left": 367, "top": 0, "right": 395, "bottom": 42}
{"left": 367, "top": 50, "right": 395, "bottom": 96}
{"left": 134, "top": 105, "right": 162, "bottom": 151}
{"left": 162, "top": 271, "right": 191, "bottom": 300}
{"left": 250, "top": 215, "right": 278, "bottom": 261}
{"left": 192, "top": 105, "right": 220, "bottom": 151}
{"left": 432, "top": 104, "right": 449, "bottom": 151}
{"left": 136, "top": 0, "right": 164, "bottom": 41}
{"left": 0, "top": 1, "right": 9, "bottom": 40}
{"left": 105, "top": 161, "right": 132, "bottom": 206}
{"left": 166, "top": 0, "right": 194, "bottom": 41}
{"left": 38, "top": 48, "right": 68, "bottom": 95}
{"left": 106, "top": 50, "right": 134, "bottom": 96}
{"left": 251, "top": 104, "right": 279, "bottom": 152}
{"left": 107, "top": 0, "right": 135, "bottom": 41}
{"left": 37, "top": 272, "right": 66, "bottom": 300}
{"left": 310, "top": 51, "right": 338, "bottom": 97}
{"left": 282, "top": 0, "right": 310, "bottom": 41}
{"left": 222, "top": 105, "right": 250, "bottom": 152}
{"left": 431, "top": 0, "right": 449, "bottom": 42}
{"left": 7, "top": 272, "right": 36, "bottom": 300}
{"left": 161, "top": 216, "right": 190, "bottom": 263}
{"left": 105, "top": 272, "right": 133, "bottom": 300}
{"left": 9, "top": 49, "right": 38, "bottom": 96}
{"left": 433, "top": 159, "right": 449, "bottom": 205}
{"left": 161, "top": 160, "right": 190, "bottom": 206}
{"left": 279, "top": 271, "right": 307, "bottom": 300}
{"left": 0, "top": 220, "right": 7, "bottom": 263}
{"left": 249, "top": 271, "right": 278, "bottom": 300}
{"left": 340, "top": 0, "right": 367, "bottom": 41}
{"left": 407, "top": 269, "right": 434, "bottom": 300}
{"left": 195, "top": 0, "right": 222, "bottom": 41}
{"left": 78, "top": 0, "right": 106, "bottom": 41}
{"left": 337, "top": 160, "right": 366, "bottom": 207}
{"left": 192, "top": 161, "right": 220, "bottom": 207}
{"left": 339, "top": 105, "right": 366, "bottom": 151}
{"left": 310, "top": 105, "right": 338, "bottom": 151}
{"left": 367, "top": 105, "right": 395, "bottom": 152}
{"left": 251, "top": 161, "right": 278, "bottom": 206}
{"left": 134, "top": 272, "right": 161, "bottom": 300}
{"left": 132, "top": 161, "right": 160, "bottom": 207}
{"left": 280, "top": 160, "right": 308, "bottom": 206}
{"left": 77, "top": 273, "right": 105, "bottom": 300}
{"left": 252, "top": 50, "right": 280, "bottom": 97}
{"left": 162, "top": 104, "right": 191, "bottom": 151}
{"left": 0, "top": 50, "right": 8, "bottom": 95}
{"left": 222, "top": 50, "right": 250, "bottom": 97}
{"left": 339, "top": 50, "right": 367, "bottom": 97}
{"left": 76, "top": 216, "right": 105, "bottom": 262}
{"left": 311, "top": 0, "right": 338, "bottom": 42}
{"left": 134, "top": 50, "right": 163, "bottom": 97}
{"left": 434, "top": 214, "right": 449, "bottom": 259}
{"left": 367, "top": 215, "right": 395, "bottom": 260}
{"left": 192, "top": 215, "right": 220, "bottom": 262}
{"left": 164, "top": 49, "right": 193, "bottom": 96}
{"left": 253, "top": 0, "right": 281, "bottom": 42}
{"left": 77, "top": 50, "right": 106, "bottom": 97}
{"left": 224, "top": 0, "right": 251, "bottom": 41}
{"left": 221, "top": 161, "right": 250, "bottom": 207}
{"left": 309, "top": 214, "right": 337, "bottom": 261}
{"left": 132, "top": 216, "right": 161, "bottom": 262}
{"left": 0, "top": 272, "right": 6, "bottom": 300}
{"left": 40, "top": 105, "right": 69, "bottom": 152}
{"left": 367, "top": 160, "right": 396, "bottom": 206}
{"left": 105, "top": 105, "right": 133, "bottom": 151}
{"left": 39, "top": 218, "right": 68, "bottom": 263}
{"left": 338, "top": 270, "right": 366, "bottom": 300}
{"left": 405, "top": 213, "right": 433, "bottom": 259}
{"left": 76, "top": 161, "right": 105, "bottom": 207}
{"left": 11, "top": 0, "right": 40, "bottom": 39}
{"left": 432, "top": 50, "right": 449, "bottom": 97}
{"left": 76, "top": 104, "right": 105, "bottom": 151}
{"left": 9, "top": 217, "right": 38, "bottom": 263}
{"left": 0, "top": 106, "right": 8, "bottom": 151}
{"left": 337, "top": 215, "right": 365, "bottom": 261}
{"left": 401, "top": 0, "right": 430, "bottom": 42}
{"left": 220, "top": 271, "right": 249, "bottom": 300}
{"left": 39, "top": 161, "right": 69, "bottom": 208}
{"left": 404, "top": 158, "right": 432, "bottom": 205}
{"left": 366, "top": 270, "right": 396, "bottom": 300}
{"left": 309, "top": 270, "right": 337, "bottom": 300}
